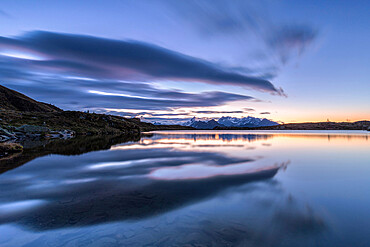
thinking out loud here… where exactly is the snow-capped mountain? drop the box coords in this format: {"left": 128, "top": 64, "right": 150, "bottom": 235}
{"left": 184, "top": 116, "right": 278, "bottom": 129}
{"left": 187, "top": 119, "right": 225, "bottom": 129}
{"left": 218, "top": 116, "right": 277, "bottom": 127}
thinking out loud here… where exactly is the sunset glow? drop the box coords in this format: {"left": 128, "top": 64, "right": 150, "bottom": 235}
{"left": 0, "top": 1, "right": 368, "bottom": 123}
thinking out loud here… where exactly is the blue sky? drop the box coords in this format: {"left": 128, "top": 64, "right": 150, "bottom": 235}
{"left": 0, "top": 0, "right": 369, "bottom": 123}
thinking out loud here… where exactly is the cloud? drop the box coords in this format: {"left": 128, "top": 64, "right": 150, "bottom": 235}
{"left": 0, "top": 9, "right": 11, "bottom": 18}
{"left": 102, "top": 111, "right": 191, "bottom": 118}
{"left": 139, "top": 117, "right": 194, "bottom": 125}
{"left": 119, "top": 110, "right": 258, "bottom": 124}
{"left": 192, "top": 110, "right": 245, "bottom": 114}
{"left": 2, "top": 78, "right": 253, "bottom": 111}
{"left": 269, "top": 26, "right": 318, "bottom": 64}
{"left": 144, "top": 112, "right": 190, "bottom": 117}
{"left": 0, "top": 31, "right": 279, "bottom": 93}
{"left": 165, "top": 0, "right": 318, "bottom": 67}
{"left": 260, "top": 112, "right": 271, "bottom": 115}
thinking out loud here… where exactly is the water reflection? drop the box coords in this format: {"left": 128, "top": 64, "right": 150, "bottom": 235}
{"left": 0, "top": 130, "right": 369, "bottom": 246}
{"left": 0, "top": 145, "right": 283, "bottom": 230}
{"left": 0, "top": 134, "right": 140, "bottom": 174}
{"left": 146, "top": 132, "right": 274, "bottom": 142}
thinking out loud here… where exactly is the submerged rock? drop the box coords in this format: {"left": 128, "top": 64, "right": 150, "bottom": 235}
{"left": 48, "top": 130, "right": 76, "bottom": 139}
{"left": 0, "top": 142, "right": 23, "bottom": 156}
{"left": 0, "top": 126, "right": 14, "bottom": 136}
{"left": 0, "top": 127, "right": 16, "bottom": 142}
{"left": 17, "top": 125, "right": 50, "bottom": 133}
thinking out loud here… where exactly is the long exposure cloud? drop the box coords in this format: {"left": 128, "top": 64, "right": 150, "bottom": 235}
{"left": 0, "top": 31, "right": 278, "bottom": 92}
{"left": 0, "top": 0, "right": 320, "bottom": 119}
{"left": 166, "top": 0, "right": 318, "bottom": 69}
{"left": 0, "top": 9, "right": 10, "bottom": 18}
{"left": 2, "top": 78, "right": 253, "bottom": 111}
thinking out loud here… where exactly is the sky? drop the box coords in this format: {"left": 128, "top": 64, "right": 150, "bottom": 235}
{"left": 0, "top": 0, "right": 369, "bottom": 123}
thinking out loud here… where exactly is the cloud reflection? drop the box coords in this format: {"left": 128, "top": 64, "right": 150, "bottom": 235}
{"left": 0, "top": 133, "right": 283, "bottom": 231}
{"left": 0, "top": 132, "right": 327, "bottom": 246}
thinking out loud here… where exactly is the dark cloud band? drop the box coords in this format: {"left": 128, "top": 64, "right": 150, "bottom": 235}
{"left": 2, "top": 79, "right": 253, "bottom": 111}
{"left": 0, "top": 31, "right": 278, "bottom": 93}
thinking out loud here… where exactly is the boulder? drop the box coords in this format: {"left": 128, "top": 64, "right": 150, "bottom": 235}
{"left": 0, "top": 127, "right": 14, "bottom": 137}
{"left": 17, "top": 125, "right": 50, "bottom": 133}
{"left": 0, "top": 142, "right": 23, "bottom": 154}
{"left": 0, "top": 135, "right": 10, "bottom": 142}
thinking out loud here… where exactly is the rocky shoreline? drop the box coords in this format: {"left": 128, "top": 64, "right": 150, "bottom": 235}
{"left": 0, "top": 133, "right": 141, "bottom": 174}
{"left": 0, "top": 124, "right": 76, "bottom": 142}
{"left": 0, "top": 124, "right": 76, "bottom": 157}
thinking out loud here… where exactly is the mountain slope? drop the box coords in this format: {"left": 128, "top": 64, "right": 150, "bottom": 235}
{"left": 0, "top": 85, "right": 62, "bottom": 112}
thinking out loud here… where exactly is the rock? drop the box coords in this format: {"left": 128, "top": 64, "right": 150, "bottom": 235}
{"left": 0, "top": 127, "right": 16, "bottom": 142}
{"left": 0, "top": 127, "right": 14, "bottom": 137}
{"left": 17, "top": 125, "right": 50, "bottom": 133}
{"left": 48, "top": 130, "right": 75, "bottom": 139}
{"left": 60, "top": 129, "right": 76, "bottom": 138}
{"left": 0, "top": 135, "right": 10, "bottom": 142}
{"left": 0, "top": 142, "right": 23, "bottom": 154}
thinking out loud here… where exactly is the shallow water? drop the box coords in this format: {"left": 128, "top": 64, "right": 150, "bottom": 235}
{"left": 0, "top": 130, "right": 369, "bottom": 247}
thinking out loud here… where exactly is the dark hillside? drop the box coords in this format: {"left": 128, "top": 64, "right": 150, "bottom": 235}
{"left": 0, "top": 85, "right": 194, "bottom": 137}
{"left": 0, "top": 85, "right": 62, "bottom": 112}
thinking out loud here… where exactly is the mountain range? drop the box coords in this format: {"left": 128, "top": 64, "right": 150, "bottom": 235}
{"left": 184, "top": 116, "right": 278, "bottom": 129}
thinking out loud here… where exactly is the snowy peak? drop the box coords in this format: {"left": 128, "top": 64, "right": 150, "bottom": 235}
{"left": 186, "top": 116, "right": 278, "bottom": 129}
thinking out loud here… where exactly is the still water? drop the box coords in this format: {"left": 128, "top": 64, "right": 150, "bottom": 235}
{"left": 0, "top": 130, "right": 369, "bottom": 247}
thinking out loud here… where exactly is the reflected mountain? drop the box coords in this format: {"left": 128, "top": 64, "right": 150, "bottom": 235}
{"left": 149, "top": 131, "right": 370, "bottom": 142}
{"left": 148, "top": 133, "right": 274, "bottom": 142}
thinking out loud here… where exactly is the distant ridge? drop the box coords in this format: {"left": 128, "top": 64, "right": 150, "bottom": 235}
{"left": 184, "top": 116, "right": 278, "bottom": 129}
{"left": 188, "top": 119, "right": 226, "bottom": 129}
{"left": 0, "top": 85, "right": 62, "bottom": 112}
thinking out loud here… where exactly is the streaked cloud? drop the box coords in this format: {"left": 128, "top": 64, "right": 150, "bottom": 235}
{"left": 2, "top": 78, "right": 254, "bottom": 111}
{"left": 0, "top": 9, "right": 11, "bottom": 18}
{"left": 0, "top": 31, "right": 279, "bottom": 93}
{"left": 166, "top": 0, "right": 318, "bottom": 68}
{"left": 269, "top": 26, "right": 317, "bottom": 64}
{"left": 192, "top": 110, "right": 244, "bottom": 114}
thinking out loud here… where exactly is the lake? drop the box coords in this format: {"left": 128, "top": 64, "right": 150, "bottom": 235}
{"left": 0, "top": 130, "right": 369, "bottom": 247}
